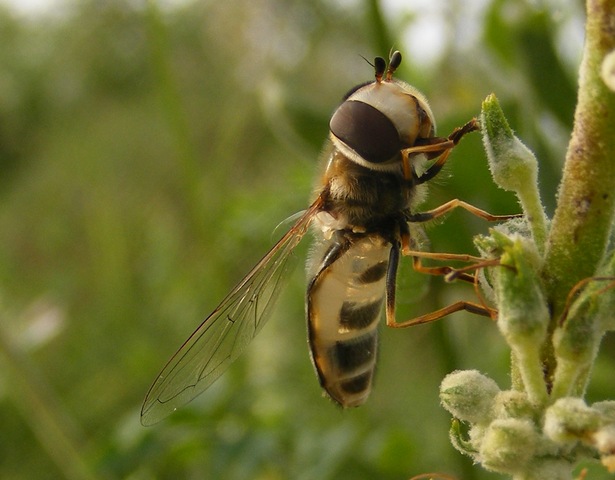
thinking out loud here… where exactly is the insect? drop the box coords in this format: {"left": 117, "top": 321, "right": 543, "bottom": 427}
{"left": 141, "top": 51, "right": 514, "bottom": 425}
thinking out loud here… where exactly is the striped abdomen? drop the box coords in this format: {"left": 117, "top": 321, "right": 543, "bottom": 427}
{"left": 306, "top": 234, "right": 390, "bottom": 407}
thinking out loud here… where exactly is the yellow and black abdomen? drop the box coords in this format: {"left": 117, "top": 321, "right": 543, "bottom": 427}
{"left": 306, "top": 234, "right": 390, "bottom": 407}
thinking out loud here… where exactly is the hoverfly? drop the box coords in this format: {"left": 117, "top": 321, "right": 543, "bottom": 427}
{"left": 141, "top": 51, "right": 514, "bottom": 425}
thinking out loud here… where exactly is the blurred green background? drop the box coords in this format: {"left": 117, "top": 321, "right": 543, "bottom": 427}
{"left": 1, "top": 0, "right": 611, "bottom": 479}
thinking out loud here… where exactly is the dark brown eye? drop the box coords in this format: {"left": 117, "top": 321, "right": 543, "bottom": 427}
{"left": 329, "top": 100, "right": 402, "bottom": 164}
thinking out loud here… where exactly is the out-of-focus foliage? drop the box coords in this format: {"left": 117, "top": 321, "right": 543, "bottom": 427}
{"left": 0, "top": 0, "right": 605, "bottom": 479}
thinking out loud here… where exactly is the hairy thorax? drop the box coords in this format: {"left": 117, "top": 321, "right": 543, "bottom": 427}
{"left": 319, "top": 151, "right": 416, "bottom": 233}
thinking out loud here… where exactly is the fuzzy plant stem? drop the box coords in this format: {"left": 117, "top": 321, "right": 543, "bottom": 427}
{"left": 542, "top": 0, "right": 615, "bottom": 322}
{"left": 540, "top": 0, "right": 615, "bottom": 387}
{"left": 440, "top": 3, "right": 615, "bottom": 478}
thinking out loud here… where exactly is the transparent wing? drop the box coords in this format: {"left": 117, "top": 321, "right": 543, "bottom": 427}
{"left": 141, "top": 198, "right": 323, "bottom": 426}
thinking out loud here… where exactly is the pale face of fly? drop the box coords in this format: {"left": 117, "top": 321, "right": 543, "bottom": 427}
{"left": 141, "top": 51, "right": 488, "bottom": 426}
{"left": 329, "top": 75, "right": 435, "bottom": 171}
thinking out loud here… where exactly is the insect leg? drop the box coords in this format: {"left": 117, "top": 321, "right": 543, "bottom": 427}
{"left": 399, "top": 224, "right": 484, "bottom": 282}
{"left": 390, "top": 221, "right": 499, "bottom": 326}
{"left": 409, "top": 256, "right": 503, "bottom": 313}
{"left": 385, "top": 240, "right": 401, "bottom": 326}
{"left": 443, "top": 258, "right": 504, "bottom": 282}
{"left": 408, "top": 199, "right": 522, "bottom": 223}
{"left": 411, "top": 255, "right": 476, "bottom": 284}
{"left": 384, "top": 239, "right": 496, "bottom": 327}
{"left": 559, "top": 276, "right": 615, "bottom": 326}
{"left": 412, "top": 118, "right": 480, "bottom": 184}
{"left": 386, "top": 300, "right": 495, "bottom": 328}
{"left": 446, "top": 118, "right": 481, "bottom": 145}
{"left": 407, "top": 118, "right": 479, "bottom": 160}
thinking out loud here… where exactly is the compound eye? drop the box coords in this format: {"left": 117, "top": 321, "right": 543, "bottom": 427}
{"left": 329, "top": 100, "right": 402, "bottom": 164}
